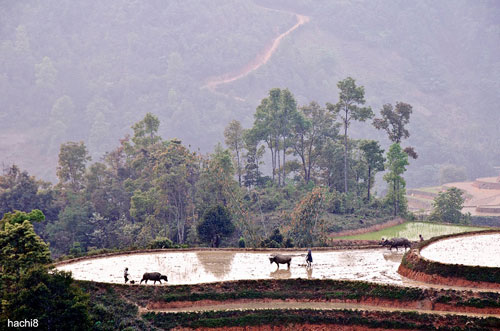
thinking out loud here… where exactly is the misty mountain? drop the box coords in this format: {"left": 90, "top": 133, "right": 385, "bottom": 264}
{"left": 1, "top": 0, "right": 499, "bottom": 186}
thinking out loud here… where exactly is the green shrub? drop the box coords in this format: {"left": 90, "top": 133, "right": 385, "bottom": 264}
{"left": 238, "top": 237, "right": 246, "bottom": 248}
{"left": 148, "top": 237, "right": 174, "bottom": 249}
{"left": 69, "top": 241, "right": 85, "bottom": 256}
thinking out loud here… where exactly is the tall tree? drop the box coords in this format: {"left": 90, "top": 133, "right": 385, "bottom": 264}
{"left": 50, "top": 95, "right": 75, "bottom": 130}
{"left": 46, "top": 193, "right": 94, "bottom": 254}
{"left": 277, "top": 89, "right": 300, "bottom": 185}
{"left": 242, "top": 129, "right": 265, "bottom": 188}
{"left": 56, "top": 141, "right": 91, "bottom": 191}
{"left": 224, "top": 120, "right": 244, "bottom": 187}
{"left": 252, "top": 88, "right": 300, "bottom": 186}
{"left": 429, "top": 187, "right": 470, "bottom": 224}
{"left": 0, "top": 210, "right": 50, "bottom": 280}
{"left": 196, "top": 144, "right": 236, "bottom": 211}
{"left": 253, "top": 89, "right": 280, "bottom": 183}
{"left": 0, "top": 210, "right": 90, "bottom": 330}
{"left": 327, "top": 77, "right": 373, "bottom": 193}
{"left": 359, "top": 140, "right": 385, "bottom": 202}
{"left": 130, "top": 112, "right": 161, "bottom": 148}
{"left": 373, "top": 102, "right": 417, "bottom": 159}
{"left": 317, "top": 139, "right": 345, "bottom": 190}
{"left": 123, "top": 113, "right": 164, "bottom": 214}
{"left": 153, "top": 140, "right": 199, "bottom": 243}
{"left": 287, "top": 187, "right": 327, "bottom": 247}
{"left": 292, "top": 101, "right": 338, "bottom": 183}
{"left": 384, "top": 143, "right": 409, "bottom": 216}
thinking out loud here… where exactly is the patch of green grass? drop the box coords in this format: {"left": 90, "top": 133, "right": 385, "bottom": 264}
{"left": 143, "top": 309, "right": 499, "bottom": 330}
{"left": 417, "top": 187, "right": 442, "bottom": 194}
{"left": 337, "top": 222, "right": 486, "bottom": 241}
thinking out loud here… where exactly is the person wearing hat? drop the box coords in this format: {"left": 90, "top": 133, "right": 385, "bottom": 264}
{"left": 306, "top": 249, "right": 313, "bottom": 268}
{"left": 124, "top": 267, "right": 130, "bottom": 283}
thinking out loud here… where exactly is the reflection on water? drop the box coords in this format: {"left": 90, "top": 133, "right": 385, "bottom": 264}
{"left": 270, "top": 269, "right": 291, "bottom": 279}
{"left": 196, "top": 251, "right": 235, "bottom": 278}
{"left": 57, "top": 249, "right": 411, "bottom": 286}
{"left": 382, "top": 251, "right": 405, "bottom": 263}
{"left": 338, "top": 251, "right": 355, "bottom": 266}
{"left": 306, "top": 267, "right": 313, "bottom": 279}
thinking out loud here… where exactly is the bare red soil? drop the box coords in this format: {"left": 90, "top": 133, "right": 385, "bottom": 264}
{"left": 398, "top": 264, "right": 500, "bottom": 291}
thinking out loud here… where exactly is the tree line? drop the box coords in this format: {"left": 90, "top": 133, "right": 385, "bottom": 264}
{"left": 226, "top": 78, "right": 415, "bottom": 206}
{"left": 0, "top": 77, "right": 417, "bottom": 256}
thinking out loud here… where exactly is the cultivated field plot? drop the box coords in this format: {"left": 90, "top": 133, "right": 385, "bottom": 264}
{"left": 420, "top": 233, "right": 500, "bottom": 267}
{"left": 336, "top": 222, "right": 485, "bottom": 241}
{"left": 57, "top": 249, "right": 411, "bottom": 286}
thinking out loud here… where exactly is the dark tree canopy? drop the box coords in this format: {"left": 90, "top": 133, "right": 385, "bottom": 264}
{"left": 197, "top": 205, "right": 235, "bottom": 246}
{"left": 0, "top": 209, "right": 90, "bottom": 330}
{"left": 0, "top": 165, "right": 56, "bottom": 219}
{"left": 373, "top": 102, "right": 417, "bottom": 159}
{"left": 327, "top": 77, "right": 373, "bottom": 193}
{"left": 359, "top": 140, "right": 385, "bottom": 202}
{"left": 57, "top": 141, "right": 91, "bottom": 191}
{"left": 373, "top": 102, "right": 413, "bottom": 143}
{"left": 5, "top": 267, "right": 91, "bottom": 331}
{"left": 429, "top": 187, "right": 470, "bottom": 224}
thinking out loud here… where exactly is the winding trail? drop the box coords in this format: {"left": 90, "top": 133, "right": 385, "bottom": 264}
{"left": 202, "top": 5, "right": 310, "bottom": 100}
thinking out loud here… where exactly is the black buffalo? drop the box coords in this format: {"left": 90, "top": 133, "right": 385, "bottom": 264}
{"left": 269, "top": 254, "right": 292, "bottom": 269}
{"left": 140, "top": 272, "right": 168, "bottom": 284}
{"left": 380, "top": 237, "right": 411, "bottom": 251}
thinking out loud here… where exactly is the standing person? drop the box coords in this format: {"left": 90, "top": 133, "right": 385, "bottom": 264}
{"left": 419, "top": 234, "right": 424, "bottom": 242}
{"left": 124, "top": 267, "right": 130, "bottom": 283}
{"left": 306, "top": 249, "right": 313, "bottom": 268}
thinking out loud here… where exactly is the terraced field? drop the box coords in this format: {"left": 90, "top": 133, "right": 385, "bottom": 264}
{"left": 334, "top": 221, "right": 485, "bottom": 241}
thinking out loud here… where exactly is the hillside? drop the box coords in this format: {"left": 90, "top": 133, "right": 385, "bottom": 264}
{"left": 1, "top": 0, "right": 499, "bottom": 186}
{"left": 407, "top": 176, "right": 500, "bottom": 217}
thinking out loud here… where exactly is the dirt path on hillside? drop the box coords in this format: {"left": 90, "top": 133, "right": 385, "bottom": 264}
{"left": 202, "top": 5, "right": 310, "bottom": 99}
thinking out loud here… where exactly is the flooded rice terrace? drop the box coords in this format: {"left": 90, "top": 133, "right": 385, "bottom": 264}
{"left": 420, "top": 233, "right": 500, "bottom": 267}
{"left": 57, "top": 249, "right": 415, "bottom": 286}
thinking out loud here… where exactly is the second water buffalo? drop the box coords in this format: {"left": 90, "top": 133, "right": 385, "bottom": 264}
{"left": 269, "top": 254, "right": 292, "bottom": 269}
{"left": 381, "top": 237, "right": 411, "bottom": 251}
{"left": 140, "top": 272, "right": 168, "bottom": 284}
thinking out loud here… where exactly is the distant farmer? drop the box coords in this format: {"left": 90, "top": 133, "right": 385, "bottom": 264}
{"left": 306, "top": 249, "right": 313, "bottom": 268}
{"left": 124, "top": 267, "right": 130, "bottom": 284}
{"left": 211, "top": 234, "right": 221, "bottom": 248}
{"left": 419, "top": 234, "right": 424, "bottom": 242}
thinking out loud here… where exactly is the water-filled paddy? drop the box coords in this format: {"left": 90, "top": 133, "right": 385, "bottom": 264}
{"left": 420, "top": 233, "right": 500, "bottom": 267}
{"left": 336, "top": 222, "right": 485, "bottom": 241}
{"left": 57, "top": 249, "right": 411, "bottom": 286}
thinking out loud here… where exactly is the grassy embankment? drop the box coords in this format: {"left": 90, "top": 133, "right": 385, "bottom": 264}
{"left": 401, "top": 230, "right": 500, "bottom": 284}
{"left": 80, "top": 278, "right": 500, "bottom": 330}
{"left": 335, "top": 221, "right": 486, "bottom": 241}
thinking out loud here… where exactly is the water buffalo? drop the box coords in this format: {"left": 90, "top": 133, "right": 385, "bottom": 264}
{"left": 269, "top": 254, "right": 292, "bottom": 269}
{"left": 380, "top": 237, "right": 411, "bottom": 251}
{"left": 140, "top": 272, "right": 168, "bottom": 284}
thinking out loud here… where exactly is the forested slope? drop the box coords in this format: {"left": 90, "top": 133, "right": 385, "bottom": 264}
{"left": 1, "top": 0, "right": 499, "bottom": 186}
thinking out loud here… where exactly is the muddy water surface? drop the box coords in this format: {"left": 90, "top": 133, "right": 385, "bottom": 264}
{"left": 57, "top": 249, "right": 416, "bottom": 286}
{"left": 420, "top": 233, "right": 500, "bottom": 267}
